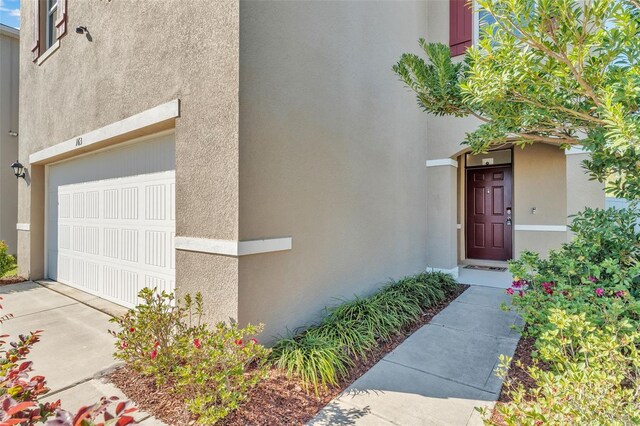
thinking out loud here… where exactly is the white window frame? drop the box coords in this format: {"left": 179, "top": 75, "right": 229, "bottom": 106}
{"left": 45, "top": 0, "right": 58, "bottom": 50}
{"left": 472, "top": 1, "right": 497, "bottom": 46}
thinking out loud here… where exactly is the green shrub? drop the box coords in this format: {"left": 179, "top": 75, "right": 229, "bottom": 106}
{"left": 110, "top": 288, "right": 269, "bottom": 424}
{"left": 271, "top": 272, "right": 458, "bottom": 393}
{"left": 173, "top": 323, "right": 270, "bottom": 424}
{"left": 506, "top": 207, "right": 640, "bottom": 337}
{"left": 271, "top": 332, "right": 351, "bottom": 394}
{"left": 487, "top": 309, "right": 640, "bottom": 425}
{"left": 0, "top": 241, "right": 16, "bottom": 277}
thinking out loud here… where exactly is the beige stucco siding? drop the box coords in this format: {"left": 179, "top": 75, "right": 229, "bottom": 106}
{"left": 513, "top": 144, "right": 568, "bottom": 257}
{"left": 18, "top": 0, "right": 240, "bottom": 323}
{"left": 237, "top": 0, "right": 430, "bottom": 340}
{"left": 0, "top": 28, "right": 19, "bottom": 255}
{"left": 513, "top": 145, "right": 567, "bottom": 226}
{"left": 566, "top": 152, "right": 605, "bottom": 218}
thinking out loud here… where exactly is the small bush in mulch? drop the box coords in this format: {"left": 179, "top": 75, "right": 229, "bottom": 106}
{"left": 110, "top": 278, "right": 467, "bottom": 425}
{"left": 487, "top": 310, "right": 640, "bottom": 425}
{"left": 109, "top": 288, "right": 270, "bottom": 425}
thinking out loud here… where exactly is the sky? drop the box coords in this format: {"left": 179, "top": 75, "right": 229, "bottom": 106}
{"left": 0, "top": 0, "right": 20, "bottom": 30}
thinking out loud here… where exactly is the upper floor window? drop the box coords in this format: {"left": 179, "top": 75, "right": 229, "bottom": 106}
{"left": 450, "top": 0, "right": 498, "bottom": 56}
{"left": 46, "top": 0, "right": 58, "bottom": 50}
{"left": 31, "top": 0, "right": 67, "bottom": 63}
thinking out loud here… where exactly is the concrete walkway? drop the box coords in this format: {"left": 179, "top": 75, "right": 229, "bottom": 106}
{"left": 0, "top": 282, "right": 164, "bottom": 424}
{"left": 310, "top": 285, "right": 523, "bottom": 426}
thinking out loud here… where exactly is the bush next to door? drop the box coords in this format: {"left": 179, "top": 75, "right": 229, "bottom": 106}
{"left": 110, "top": 288, "right": 270, "bottom": 425}
{"left": 507, "top": 206, "right": 640, "bottom": 337}
{"left": 487, "top": 206, "right": 640, "bottom": 424}
{"left": 488, "top": 310, "right": 640, "bottom": 424}
{"left": 271, "top": 271, "right": 458, "bottom": 394}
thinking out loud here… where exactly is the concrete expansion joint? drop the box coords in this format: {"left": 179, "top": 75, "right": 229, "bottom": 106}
{"left": 430, "top": 321, "right": 521, "bottom": 343}
{"left": 35, "top": 281, "right": 120, "bottom": 318}
{"left": 332, "top": 397, "right": 403, "bottom": 426}
{"left": 7, "top": 301, "right": 78, "bottom": 320}
{"left": 45, "top": 362, "right": 122, "bottom": 399}
{"left": 380, "top": 359, "right": 499, "bottom": 397}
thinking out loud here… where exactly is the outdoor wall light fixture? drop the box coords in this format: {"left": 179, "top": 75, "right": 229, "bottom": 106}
{"left": 10, "top": 161, "right": 25, "bottom": 180}
{"left": 8, "top": 131, "right": 18, "bottom": 137}
{"left": 75, "top": 26, "right": 88, "bottom": 34}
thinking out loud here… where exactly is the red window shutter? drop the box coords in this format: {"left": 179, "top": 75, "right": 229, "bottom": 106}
{"left": 56, "top": 0, "right": 67, "bottom": 39}
{"left": 31, "top": 0, "right": 40, "bottom": 62}
{"left": 450, "top": 0, "right": 472, "bottom": 56}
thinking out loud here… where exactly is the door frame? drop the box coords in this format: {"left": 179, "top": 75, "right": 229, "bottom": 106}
{"left": 464, "top": 148, "right": 514, "bottom": 261}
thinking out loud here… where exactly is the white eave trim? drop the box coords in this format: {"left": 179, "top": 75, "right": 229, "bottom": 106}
{"left": 174, "top": 236, "right": 292, "bottom": 257}
{"left": 0, "top": 23, "right": 19, "bottom": 39}
{"left": 565, "top": 146, "right": 588, "bottom": 156}
{"left": 514, "top": 225, "right": 567, "bottom": 232}
{"left": 16, "top": 223, "right": 30, "bottom": 231}
{"left": 29, "top": 99, "right": 180, "bottom": 165}
{"left": 426, "top": 158, "right": 458, "bottom": 168}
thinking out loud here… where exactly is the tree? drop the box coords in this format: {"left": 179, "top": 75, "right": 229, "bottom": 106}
{"left": 393, "top": 0, "right": 640, "bottom": 199}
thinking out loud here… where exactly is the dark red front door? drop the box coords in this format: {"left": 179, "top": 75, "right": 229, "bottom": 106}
{"left": 466, "top": 166, "right": 513, "bottom": 260}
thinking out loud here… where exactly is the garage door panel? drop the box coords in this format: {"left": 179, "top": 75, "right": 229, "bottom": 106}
{"left": 48, "top": 133, "right": 175, "bottom": 308}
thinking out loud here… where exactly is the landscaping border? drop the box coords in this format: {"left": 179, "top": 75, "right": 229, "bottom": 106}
{"left": 109, "top": 284, "right": 469, "bottom": 425}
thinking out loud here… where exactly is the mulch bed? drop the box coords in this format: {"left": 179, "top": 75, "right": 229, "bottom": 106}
{"left": 109, "top": 284, "right": 469, "bottom": 426}
{"left": 0, "top": 276, "right": 28, "bottom": 286}
{"left": 497, "top": 334, "right": 538, "bottom": 404}
{"left": 491, "top": 330, "right": 550, "bottom": 424}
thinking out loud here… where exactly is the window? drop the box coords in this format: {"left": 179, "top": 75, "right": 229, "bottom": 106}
{"left": 450, "top": 0, "right": 500, "bottom": 56}
{"left": 32, "top": 0, "right": 67, "bottom": 63}
{"left": 474, "top": 5, "right": 497, "bottom": 45}
{"left": 46, "top": 0, "right": 58, "bottom": 50}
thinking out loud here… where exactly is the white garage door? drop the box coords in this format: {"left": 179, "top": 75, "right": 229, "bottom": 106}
{"left": 47, "top": 132, "right": 175, "bottom": 308}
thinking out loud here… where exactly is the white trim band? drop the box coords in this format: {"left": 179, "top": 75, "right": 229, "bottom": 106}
{"left": 16, "top": 223, "right": 30, "bottom": 231}
{"left": 426, "top": 159, "right": 458, "bottom": 168}
{"left": 565, "top": 146, "right": 587, "bottom": 156}
{"left": 30, "top": 99, "right": 180, "bottom": 165}
{"left": 426, "top": 266, "right": 459, "bottom": 279}
{"left": 174, "top": 236, "right": 292, "bottom": 256}
{"left": 514, "top": 225, "right": 567, "bottom": 232}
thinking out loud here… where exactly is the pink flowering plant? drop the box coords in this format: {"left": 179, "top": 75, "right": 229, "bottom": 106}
{"left": 110, "top": 288, "right": 269, "bottom": 424}
{"left": 505, "top": 207, "right": 640, "bottom": 338}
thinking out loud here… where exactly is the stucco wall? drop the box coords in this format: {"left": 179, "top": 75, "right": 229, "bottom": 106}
{"left": 237, "top": 0, "right": 430, "bottom": 341}
{"left": 18, "top": 0, "right": 240, "bottom": 323}
{"left": 566, "top": 152, "right": 605, "bottom": 218}
{"left": 513, "top": 144, "right": 568, "bottom": 257}
{"left": 0, "top": 28, "right": 19, "bottom": 255}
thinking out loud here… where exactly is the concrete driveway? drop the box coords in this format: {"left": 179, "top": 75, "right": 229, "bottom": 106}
{"left": 0, "top": 281, "right": 163, "bottom": 424}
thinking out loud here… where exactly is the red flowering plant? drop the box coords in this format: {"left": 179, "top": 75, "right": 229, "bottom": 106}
{"left": 172, "top": 322, "right": 269, "bottom": 424}
{"left": 110, "top": 288, "right": 269, "bottom": 424}
{"left": 0, "top": 300, "right": 137, "bottom": 426}
{"left": 109, "top": 288, "right": 206, "bottom": 383}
